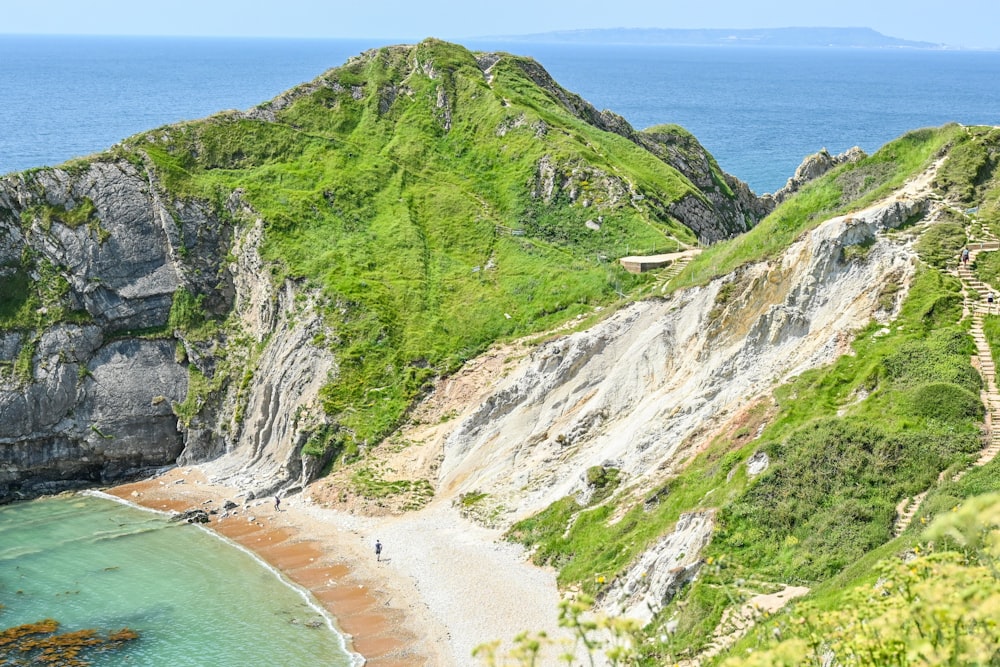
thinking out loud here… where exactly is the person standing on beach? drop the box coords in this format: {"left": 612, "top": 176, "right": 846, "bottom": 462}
{"left": 274, "top": 495, "right": 281, "bottom": 511}
{"left": 375, "top": 539, "right": 382, "bottom": 562}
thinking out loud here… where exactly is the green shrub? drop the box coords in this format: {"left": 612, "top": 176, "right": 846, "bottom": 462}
{"left": 935, "top": 133, "right": 991, "bottom": 202}
{"left": 985, "top": 313, "right": 1000, "bottom": 370}
{"left": 673, "top": 125, "right": 963, "bottom": 290}
{"left": 903, "top": 382, "right": 984, "bottom": 421}
{"left": 0, "top": 270, "right": 34, "bottom": 328}
{"left": 973, "top": 242, "right": 1000, "bottom": 287}
{"left": 914, "top": 220, "right": 966, "bottom": 268}
{"left": 721, "top": 494, "right": 1000, "bottom": 667}
{"left": 14, "top": 337, "right": 35, "bottom": 382}
{"left": 350, "top": 467, "right": 435, "bottom": 509}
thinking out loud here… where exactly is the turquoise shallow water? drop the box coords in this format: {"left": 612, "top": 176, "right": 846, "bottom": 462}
{"left": 0, "top": 494, "right": 357, "bottom": 666}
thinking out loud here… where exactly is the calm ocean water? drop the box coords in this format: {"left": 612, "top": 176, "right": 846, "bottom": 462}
{"left": 0, "top": 494, "right": 356, "bottom": 666}
{"left": 2, "top": 35, "right": 999, "bottom": 193}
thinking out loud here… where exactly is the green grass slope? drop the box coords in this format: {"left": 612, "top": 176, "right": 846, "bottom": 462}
{"left": 673, "top": 125, "right": 963, "bottom": 290}
{"left": 503, "top": 124, "right": 1000, "bottom": 663}
{"left": 118, "top": 39, "right": 761, "bottom": 458}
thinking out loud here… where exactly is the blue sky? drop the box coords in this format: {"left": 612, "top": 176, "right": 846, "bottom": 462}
{"left": 3, "top": 0, "right": 998, "bottom": 49}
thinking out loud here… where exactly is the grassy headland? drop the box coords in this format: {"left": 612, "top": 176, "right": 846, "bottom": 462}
{"left": 117, "top": 39, "right": 752, "bottom": 458}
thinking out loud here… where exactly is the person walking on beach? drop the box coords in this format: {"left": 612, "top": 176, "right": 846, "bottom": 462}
{"left": 375, "top": 539, "right": 382, "bottom": 562}
{"left": 274, "top": 495, "right": 281, "bottom": 511}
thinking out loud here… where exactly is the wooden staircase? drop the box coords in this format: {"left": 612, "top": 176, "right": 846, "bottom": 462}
{"left": 958, "top": 244, "right": 1000, "bottom": 474}
{"left": 893, "top": 242, "right": 1000, "bottom": 535}
{"left": 893, "top": 491, "right": 928, "bottom": 537}
{"left": 654, "top": 255, "right": 695, "bottom": 293}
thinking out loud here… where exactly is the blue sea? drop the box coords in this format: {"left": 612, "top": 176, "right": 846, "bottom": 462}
{"left": 2, "top": 35, "right": 1000, "bottom": 193}
{"left": 0, "top": 494, "right": 357, "bottom": 666}
{"left": 2, "top": 34, "right": 1000, "bottom": 664}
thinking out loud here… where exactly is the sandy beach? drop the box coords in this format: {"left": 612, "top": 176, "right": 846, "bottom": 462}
{"left": 107, "top": 465, "right": 570, "bottom": 666}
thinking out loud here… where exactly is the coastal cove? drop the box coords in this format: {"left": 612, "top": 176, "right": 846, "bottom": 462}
{"left": 102, "top": 470, "right": 435, "bottom": 666}
{"left": 3, "top": 33, "right": 1000, "bottom": 667}
{"left": 3, "top": 465, "right": 571, "bottom": 666}
{"left": 0, "top": 490, "right": 358, "bottom": 666}
{"left": 102, "top": 466, "right": 571, "bottom": 666}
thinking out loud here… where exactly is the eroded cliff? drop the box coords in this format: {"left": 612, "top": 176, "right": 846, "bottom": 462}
{"left": 0, "top": 161, "right": 208, "bottom": 498}
{"left": 0, "top": 39, "right": 772, "bottom": 503}
{"left": 437, "top": 184, "right": 927, "bottom": 520}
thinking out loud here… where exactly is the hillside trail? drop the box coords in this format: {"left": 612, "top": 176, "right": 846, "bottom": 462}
{"left": 953, "top": 241, "right": 1000, "bottom": 475}
{"left": 691, "top": 154, "right": 1000, "bottom": 663}
{"left": 686, "top": 584, "right": 810, "bottom": 666}
{"left": 893, "top": 231, "right": 1000, "bottom": 536}
{"left": 655, "top": 250, "right": 700, "bottom": 292}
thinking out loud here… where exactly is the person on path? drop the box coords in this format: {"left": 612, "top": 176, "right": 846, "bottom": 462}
{"left": 962, "top": 247, "right": 970, "bottom": 266}
{"left": 375, "top": 539, "right": 382, "bottom": 562}
{"left": 274, "top": 495, "right": 281, "bottom": 511}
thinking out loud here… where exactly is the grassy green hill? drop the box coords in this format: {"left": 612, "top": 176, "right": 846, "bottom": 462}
{"left": 4, "top": 36, "right": 1000, "bottom": 666}
{"left": 118, "top": 39, "right": 765, "bottom": 458}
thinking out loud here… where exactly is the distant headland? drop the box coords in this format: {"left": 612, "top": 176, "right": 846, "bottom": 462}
{"left": 486, "top": 26, "right": 945, "bottom": 49}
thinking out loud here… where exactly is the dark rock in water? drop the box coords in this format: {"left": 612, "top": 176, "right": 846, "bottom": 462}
{"left": 172, "top": 508, "right": 210, "bottom": 524}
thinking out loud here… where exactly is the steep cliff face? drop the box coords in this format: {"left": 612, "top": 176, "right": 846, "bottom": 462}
{"left": 0, "top": 159, "right": 341, "bottom": 501}
{"left": 640, "top": 125, "right": 774, "bottom": 241}
{"left": 437, "top": 193, "right": 926, "bottom": 521}
{"left": 0, "top": 324, "right": 186, "bottom": 496}
{"left": 0, "top": 160, "right": 210, "bottom": 499}
{"left": 189, "top": 217, "right": 337, "bottom": 496}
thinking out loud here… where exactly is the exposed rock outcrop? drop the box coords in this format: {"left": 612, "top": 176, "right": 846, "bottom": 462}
{"left": 642, "top": 126, "right": 774, "bottom": 241}
{"left": 197, "top": 277, "right": 336, "bottom": 497}
{"left": 0, "top": 161, "right": 215, "bottom": 500}
{"left": 770, "top": 146, "right": 867, "bottom": 203}
{"left": 501, "top": 56, "right": 772, "bottom": 241}
{"left": 439, "top": 192, "right": 925, "bottom": 522}
{"left": 597, "top": 510, "right": 715, "bottom": 624}
{"left": 0, "top": 160, "right": 333, "bottom": 502}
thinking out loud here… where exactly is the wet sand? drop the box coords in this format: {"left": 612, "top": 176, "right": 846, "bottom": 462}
{"left": 107, "top": 467, "right": 444, "bottom": 667}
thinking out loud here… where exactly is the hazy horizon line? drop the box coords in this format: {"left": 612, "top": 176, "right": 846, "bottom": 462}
{"left": 0, "top": 29, "right": 994, "bottom": 51}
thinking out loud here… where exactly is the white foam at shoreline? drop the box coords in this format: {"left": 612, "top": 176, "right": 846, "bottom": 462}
{"left": 86, "top": 489, "right": 366, "bottom": 667}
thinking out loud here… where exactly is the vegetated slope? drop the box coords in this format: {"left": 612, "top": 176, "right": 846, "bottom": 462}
{"left": 0, "top": 39, "right": 767, "bottom": 501}
{"left": 403, "top": 123, "right": 1000, "bottom": 664}
{"left": 125, "top": 40, "right": 768, "bottom": 467}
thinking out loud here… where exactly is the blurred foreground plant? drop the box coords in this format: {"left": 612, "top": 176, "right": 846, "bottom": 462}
{"left": 477, "top": 494, "right": 1000, "bottom": 666}
{"left": 474, "top": 595, "right": 643, "bottom": 666}
{"left": 723, "top": 492, "right": 1000, "bottom": 666}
